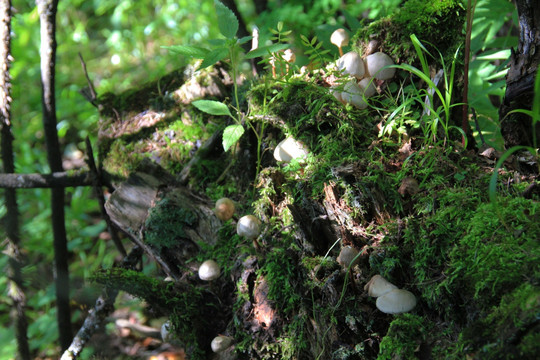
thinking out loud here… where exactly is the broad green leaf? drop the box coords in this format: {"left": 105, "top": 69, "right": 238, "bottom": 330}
{"left": 192, "top": 100, "right": 232, "bottom": 117}
{"left": 237, "top": 35, "right": 252, "bottom": 45}
{"left": 222, "top": 124, "right": 245, "bottom": 151}
{"left": 215, "top": 0, "right": 238, "bottom": 39}
{"left": 162, "top": 45, "right": 209, "bottom": 58}
{"left": 199, "top": 47, "right": 229, "bottom": 69}
{"left": 245, "top": 43, "right": 289, "bottom": 59}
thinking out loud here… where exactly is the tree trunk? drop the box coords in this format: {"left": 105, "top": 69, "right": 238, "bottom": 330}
{"left": 499, "top": 0, "right": 540, "bottom": 148}
{"left": 0, "top": 1, "right": 31, "bottom": 358}
{"left": 36, "top": 0, "right": 73, "bottom": 350}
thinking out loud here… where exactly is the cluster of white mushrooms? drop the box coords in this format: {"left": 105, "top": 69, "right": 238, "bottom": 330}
{"left": 330, "top": 28, "right": 396, "bottom": 109}
{"left": 364, "top": 275, "right": 417, "bottom": 314}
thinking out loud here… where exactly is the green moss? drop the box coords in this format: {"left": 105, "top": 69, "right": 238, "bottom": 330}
{"left": 443, "top": 197, "right": 540, "bottom": 308}
{"left": 353, "top": 0, "right": 465, "bottom": 65}
{"left": 455, "top": 283, "right": 540, "bottom": 359}
{"left": 379, "top": 314, "right": 430, "bottom": 360}
{"left": 144, "top": 198, "right": 197, "bottom": 251}
{"left": 92, "top": 267, "right": 215, "bottom": 360}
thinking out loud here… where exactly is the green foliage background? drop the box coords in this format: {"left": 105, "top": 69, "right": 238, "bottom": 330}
{"left": 0, "top": 0, "right": 520, "bottom": 357}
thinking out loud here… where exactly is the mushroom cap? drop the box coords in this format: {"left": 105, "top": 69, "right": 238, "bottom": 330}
{"left": 331, "top": 28, "right": 350, "bottom": 48}
{"left": 211, "top": 335, "right": 234, "bottom": 353}
{"left": 161, "top": 321, "right": 172, "bottom": 342}
{"left": 198, "top": 259, "right": 221, "bottom": 281}
{"left": 376, "top": 289, "right": 417, "bottom": 314}
{"left": 364, "top": 275, "right": 398, "bottom": 297}
{"left": 283, "top": 49, "right": 296, "bottom": 63}
{"left": 236, "top": 215, "right": 262, "bottom": 239}
{"left": 214, "top": 197, "right": 235, "bottom": 221}
{"left": 342, "top": 81, "right": 368, "bottom": 109}
{"left": 337, "top": 246, "right": 360, "bottom": 268}
{"left": 365, "top": 52, "right": 396, "bottom": 80}
{"left": 274, "top": 137, "right": 309, "bottom": 163}
{"left": 336, "top": 51, "right": 365, "bottom": 79}
{"left": 358, "top": 77, "right": 376, "bottom": 98}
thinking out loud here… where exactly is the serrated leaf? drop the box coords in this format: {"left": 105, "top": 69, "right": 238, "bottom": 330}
{"left": 162, "top": 45, "right": 210, "bottom": 58}
{"left": 215, "top": 0, "right": 238, "bottom": 39}
{"left": 245, "top": 43, "right": 289, "bottom": 59}
{"left": 199, "top": 47, "right": 228, "bottom": 69}
{"left": 192, "top": 100, "right": 232, "bottom": 117}
{"left": 222, "top": 124, "right": 245, "bottom": 151}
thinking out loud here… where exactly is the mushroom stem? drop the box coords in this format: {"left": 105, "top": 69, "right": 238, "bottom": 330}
{"left": 338, "top": 47, "right": 344, "bottom": 57}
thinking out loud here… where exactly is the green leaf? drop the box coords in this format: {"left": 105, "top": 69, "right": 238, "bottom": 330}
{"left": 214, "top": 0, "right": 238, "bottom": 39}
{"left": 237, "top": 35, "right": 252, "bottom": 45}
{"left": 199, "top": 47, "right": 228, "bottom": 69}
{"left": 162, "top": 45, "right": 209, "bottom": 58}
{"left": 192, "top": 100, "right": 232, "bottom": 117}
{"left": 245, "top": 43, "right": 289, "bottom": 59}
{"left": 222, "top": 124, "right": 245, "bottom": 151}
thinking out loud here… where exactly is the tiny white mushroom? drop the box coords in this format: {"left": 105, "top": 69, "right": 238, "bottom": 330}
{"left": 337, "top": 246, "right": 360, "bottom": 268}
{"left": 214, "top": 197, "right": 235, "bottom": 221}
{"left": 376, "top": 289, "right": 417, "bottom": 314}
{"left": 283, "top": 49, "right": 296, "bottom": 74}
{"left": 211, "top": 335, "right": 234, "bottom": 353}
{"left": 336, "top": 51, "right": 365, "bottom": 79}
{"left": 198, "top": 260, "right": 221, "bottom": 281}
{"left": 274, "top": 137, "right": 309, "bottom": 163}
{"left": 342, "top": 81, "right": 368, "bottom": 109}
{"left": 365, "top": 52, "right": 396, "bottom": 80}
{"left": 358, "top": 77, "right": 377, "bottom": 98}
{"left": 161, "top": 321, "right": 172, "bottom": 342}
{"left": 236, "top": 215, "right": 261, "bottom": 239}
{"left": 364, "top": 275, "right": 398, "bottom": 297}
{"left": 330, "top": 28, "right": 350, "bottom": 56}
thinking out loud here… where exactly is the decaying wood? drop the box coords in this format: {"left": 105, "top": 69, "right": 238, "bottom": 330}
{"left": 105, "top": 162, "right": 222, "bottom": 280}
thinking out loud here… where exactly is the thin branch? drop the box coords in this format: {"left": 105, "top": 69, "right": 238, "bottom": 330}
{"left": 0, "top": 170, "right": 94, "bottom": 188}
{"left": 60, "top": 246, "right": 143, "bottom": 360}
{"left": 36, "top": 0, "right": 72, "bottom": 350}
{"left": 85, "top": 137, "right": 126, "bottom": 256}
{"left": 0, "top": 0, "right": 30, "bottom": 358}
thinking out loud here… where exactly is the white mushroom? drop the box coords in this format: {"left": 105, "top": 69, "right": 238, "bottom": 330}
{"left": 337, "top": 246, "right": 360, "bottom": 268}
{"left": 364, "top": 275, "right": 398, "bottom": 297}
{"left": 161, "top": 321, "right": 172, "bottom": 342}
{"left": 211, "top": 335, "right": 234, "bottom": 353}
{"left": 214, "top": 197, "right": 235, "bottom": 221}
{"left": 341, "top": 81, "right": 368, "bottom": 109}
{"left": 336, "top": 51, "right": 365, "bottom": 79}
{"left": 365, "top": 52, "right": 396, "bottom": 80}
{"left": 236, "top": 215, "right": 261, "bottom": 239}
{"left": 198, "top": 260, "right": 221, "bottom": 281}
{"left": 274, "top": 137, "right": 309, "bottom": 163}
{"left": 358, "top": 77, "right": 376, "bottom": 97}
{"left": 330, "top": 28, "right": 349, "bottom": 56}
{"left": 376, "top": 289, "right": 417, "bottom": 314}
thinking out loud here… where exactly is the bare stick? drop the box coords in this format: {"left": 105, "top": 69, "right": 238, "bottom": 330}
{"left": 0, "top": 170, "right": 94, "bottom": 188}
{"left": 36, "top": 0, "right": 72, "bottom": 349}
{"left": 60, "top": 246, "right": 143, "bottom": 360}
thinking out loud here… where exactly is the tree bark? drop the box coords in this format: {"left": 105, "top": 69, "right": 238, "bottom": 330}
{"left": 36, "top": 0, "right": 73, "bottom": 350}
{"left": 499, "top": 0, "right": 540, "bottom": 148}
{"left": 0, "top": 1, "right": 31, "bottom": 358}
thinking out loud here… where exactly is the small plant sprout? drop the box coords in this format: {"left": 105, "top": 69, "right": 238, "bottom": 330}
{"left": 365, "top": 52, "right": 396, "bottom": 80}
{"left": 274, "top": 137, "right": 309, "bottom": 163}
{"left": 364, "top": 275, "right": 398, "bottom": 297}
{"left": 342, "top": 81, "right": 368, "bottom": 109}
{"left": 198, "top": 260, "right": 221, "bottom": 281}
{"left": 236, "top": 215, "right": 262, "bottom": 239}
{"left": 330, "top": 28, "right": 349, "bottom": 56}
{"left": 337, "top": 246, "right": 360, "bottom": 268}
{"left": 211, "top": 335, "right": 234, "bottom": 352}
{"left": 336, "top": 51, "right": 365, "bottom": 79}
{"left": 214, "top": 197, "right": 235, "bottom": 221}
{"left": 375, "top": 289, "right": 417, "bottom": 314}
